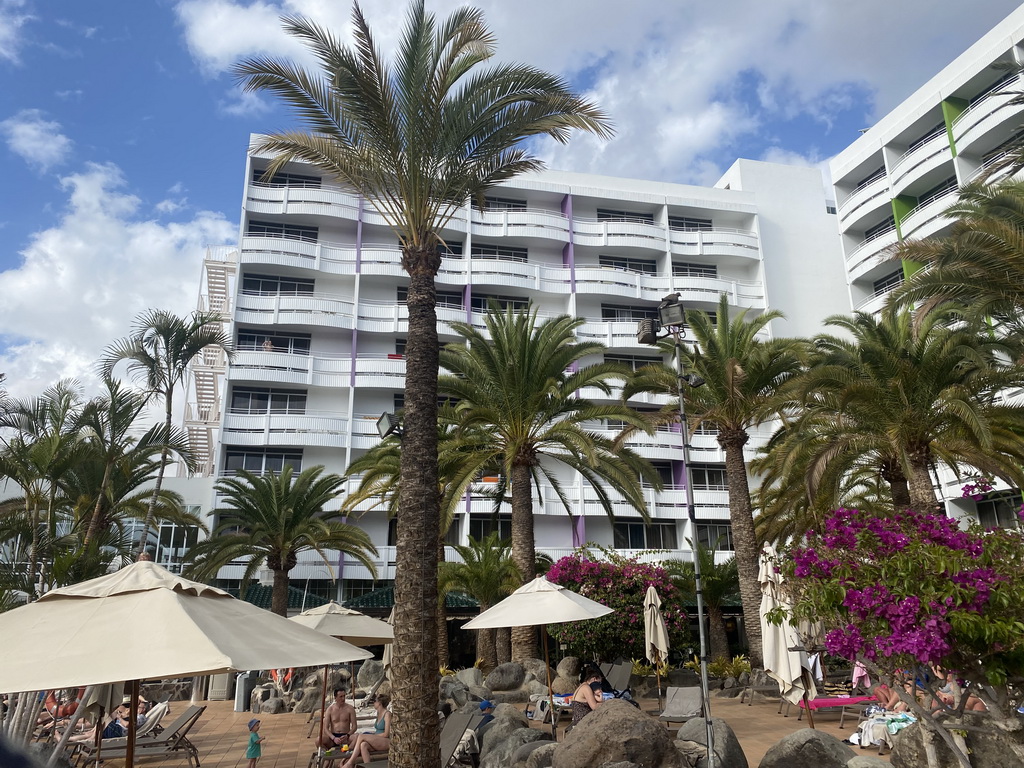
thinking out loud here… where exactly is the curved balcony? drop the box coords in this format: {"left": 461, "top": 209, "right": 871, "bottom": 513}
{"left": 889, "top": 131, "right": 953, "bottom": 192}
{"left": 576, "top": 320, "right": 655, "bottom": 348}
{"left": 222, "top": 410, "right": 350, "bottom": 449}
{"left": 846, "top": 227, "right": 900, "bottom": 282}
{"left": 573, "top": 267, "right": 672, "bottom": 300}
{"left": 953, "top": 73, "right": 1024, "bottom": 153}
{"left": 240, "top": 235, "right": 362, "bottom": 277}
{"left": 668, "top": 228, "right": 760, "bottom": 261}
{"left": 469, "top": 207, "right": 571, "bottom": 242}
{"left": 467, "top": 258, "right": 570, "bottom": 291}
{"left": 572, "top": 218, "right": 666, "bottom": 251}
{"left": 674, "top": 276, "right": 766, "bottom": 309}
{"left": 235, "top": 291, "right": 356, "bottom": 331}
{"left": 855, "top": 286, "right": 895, "bottom": 315}
{"left": 899, "top": 188, "right": 958, "bottom": 240}
{"left": 229, "top": 349, "right": 352, "bottom": 388}
{"left": 837, "top": 173, "right": 890, "bottom": 229}
{"left": 246, "top": 181, "right": 361, "bottom": 220}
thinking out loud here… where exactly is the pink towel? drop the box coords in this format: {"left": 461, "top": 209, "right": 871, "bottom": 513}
{"left": 852, "top": 662, "right": 871, "bottom": 689}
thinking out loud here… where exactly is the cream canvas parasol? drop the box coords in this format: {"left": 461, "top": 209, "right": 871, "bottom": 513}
{"left": 289, "top": 601, "right": 394, "bottom": 646}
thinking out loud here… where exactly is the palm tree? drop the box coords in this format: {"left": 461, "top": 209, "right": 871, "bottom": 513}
{"left": 777, "top": 308, "right": 1024, "bottom": 514}
{"left": 100, "top": 309, "right": 232, "bottom": 557}
{"left": 184, "top": 465, "right": 377, "bottom": 616}
{"left": 663, "top": 541, "right": 739, "bottom": 662}
{"left": 623, "top": 295, "right": 806, "bottom": 668}
{"left": 438, "top": 533, "right": 520, "bottom": 672}
{"left": 438, "top": 302, "right": 660, "bottom": 660}
{"left": 890, "top": 179, "right": 1024, "bottom": 336}
{"left": 233, "top": 4, "right": 611, "bottom": 759}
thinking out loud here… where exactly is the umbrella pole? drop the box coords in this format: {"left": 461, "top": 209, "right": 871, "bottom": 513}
{"left": 93, "top": 705, "right": 104, "bottom": 768}
{"left": 318, "top": 665, "right": 328, "bottom": 751}
{"left": 802, "top": 669, "right": 815, "bottom": 729}
{"left": 127, "top": 678, "right": 139, "bottom": 768}
{"left": 543, "top": 630, "right": 556, "bottom": 739}
{"left": 654, "top": 651, "right": 662, "bottom": 711}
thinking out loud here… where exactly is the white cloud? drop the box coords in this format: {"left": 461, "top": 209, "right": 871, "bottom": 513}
{"left": 173, "top": 0, "right": 1022, "bottom": 185}
{"left": 218, "top": 88, "right": 272, "bottom": 117}
{"left": 0, "top": 162, "right": 235, "bottom": 398}
{"left": 1, "top": 109, "right": 73, "bottom": 172}
{"left": 0, "top": 0, "right": 31, "bottom": 64}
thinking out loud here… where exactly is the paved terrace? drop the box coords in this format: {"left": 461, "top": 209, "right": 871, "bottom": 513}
{"left": 81, "top": 693, "right": 890, "bottom": 767}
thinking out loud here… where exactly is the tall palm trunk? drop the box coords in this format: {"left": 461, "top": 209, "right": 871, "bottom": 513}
{"left": 271, "top": 568, "right": 290, "bottom": 617}
{"left": 436, "top": 533, "right": 449, "bottom": 671}
{"left": 392, "top": 246, "right": 441, "bottom": 768}
{"left": 83, "top": 462, "right": 114, "bottom": 549}
{"left": 476, "top": 603, "right": 497, "bottom": 673}
{"left": 881, "top": 460, "right": 912, "bottom": 511}
{"left": 138, "top": 395, "right": 173, "bottom": 558}
{"left": 26, "top": 497, "right": 39, "bottom": 600}
{"left": 907, "top": 449, "right": 939, "bottom": 513}
{"left": 718, "top": 427, "right": 763, "bottom": 668}
{"left": 496, "top": 628, "right": 512, "bottom": 664}
{"left": 707, "top": 604, "right": 730, "bottom": 661}
{"left": 509, "top": 461, "right": 538, "bottom": 661}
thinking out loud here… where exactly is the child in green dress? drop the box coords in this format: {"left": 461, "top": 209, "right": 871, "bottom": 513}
{"left": 246, "top": 718, "right": 264, "bottom": 768}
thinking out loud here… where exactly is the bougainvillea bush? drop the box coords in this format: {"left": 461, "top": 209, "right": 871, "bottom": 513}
{"left": 546, "top": 548, "right": 688, "bottom": 662}
{"left": 783, "top": 507, "right": 1024, "bottom": 764}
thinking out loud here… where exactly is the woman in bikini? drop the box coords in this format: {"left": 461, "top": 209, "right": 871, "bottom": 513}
{"left": 569, "top": 666, "right": 604, "bottom": 728}
{"left": 340, "top": 694, "right": 391, "bottom": 768}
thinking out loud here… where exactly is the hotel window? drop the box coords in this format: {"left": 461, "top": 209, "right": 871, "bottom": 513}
{"left": 224, "top": 449, "right": 303, "bottom": 475}
{"left": 864, "top": 216, "right": 896, "bottom": 242}
{"left": 155, "top": 521, "right": 201, "bottom": 572}
{"left": 471, "top": 243, "right": 528, "bottom": 262}
{"left": 691, "top": 466, "right": 728, "bottom": 490}
{"left": 237, "top": 329, "right": 311, "bottom": 355}
{"left": 469, "top": 514, "right": 512, "bottom": 542}
{"left": 976, "top": 493, "right": 1021, "bottom": 529}
{"left": 668, "top": 216, "right": 713, "bottom": 232}
{"left": 598, "top": 255, "right": 658, "bottom": 274}
{"left": 601, "top": 303, "right": 658, "bottom": 322}
{"left": 613, "top": 520, "right": 678, "bottom": 550}
{"left": 872, "top": 270, "right": 904, "bottom": 296}
{"left": 605, "top": 353, "right": 662, "bottom": 372}
{"left": 250, "top": 169, "right": 322, "bottom": 188}
{"left": 438, "top": 240, "right": 464, "bottom": 258}
{"left": 917, "top": 176, "right": 957, "bottom": 208}
{"left": 854, "top": 166, "right": 886, "bottom": 190}
{"left": 484, "top": 196, "right": 527, "bottom": 210}
{"left": 241, "top": 273, "right": 315, "bottom": 296}
{"left": 470, "top": 293, "right": 529, "bottom": 312}
{"left": 229, "top": 387, "right": 307, "bottom": 415}
{"left": 246, "top": 219, "right": 319, "bottom": 243}
{"left": 597, "top": 208, "right": 655, "bottom": 224}
{"left": 672, "top": 262, "right": 717, "bottom": 278}
{"left": 696, "top": 522, "right": 734, "bottom": 551}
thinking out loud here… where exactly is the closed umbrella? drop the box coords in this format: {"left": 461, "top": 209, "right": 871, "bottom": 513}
{"left": 462, "top": 575, "right": 612, "bottom": 734}
{"left": 0, "top": 561, "right": 372, "bottom": 767}
{"left": 643, "top": 586, "right": 670, "bottom": 708}
{"left": 758, "top": 545, "right": 817, "bottom": 718}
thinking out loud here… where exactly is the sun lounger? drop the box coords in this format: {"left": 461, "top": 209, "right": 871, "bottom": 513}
{"left": 73, "top": 704, "right": 206, "bottom": 767}
{"left": 658, "top": 686, "right": 703, "bottom": 725}
{"left": 600, "top": 660, "right": 632, "bottom": 694}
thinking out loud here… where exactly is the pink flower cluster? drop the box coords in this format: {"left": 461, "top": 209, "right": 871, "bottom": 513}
{"left": 791, "top": 508, "right": 1001, "bottom": 666}
{"left": 960, "top": 476, "right": 994, "bottom": 501}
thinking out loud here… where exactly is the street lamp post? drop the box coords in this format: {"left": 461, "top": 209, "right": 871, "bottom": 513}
{"left": 638, "top": 293, "right": 715, "bottom": 768}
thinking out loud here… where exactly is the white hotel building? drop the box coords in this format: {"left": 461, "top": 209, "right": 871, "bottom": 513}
{"left": 830, "top": 4, "right": 1024, "bottom": 529}
{"left": 178, "top": 150, "right": 847, "bottom": 602}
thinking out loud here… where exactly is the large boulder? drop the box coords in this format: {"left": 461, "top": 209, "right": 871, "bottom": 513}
{"left": 457, "top": 667, "right": 484, "bottom": 688}
{"left": 521, "top": 658, "right": 553, "bottom": 683}
{"left": 757, "top": 728, "right": 854, "bottom": 768}
{"left": 846, "top": 757, "right": 890, "bottom": 768}
{"left": 525, "top": 743, "right": 558, "bottom": 768}
{"left": 552, "top": 699, "right": 684, "bottom": 768}
{"left": 890, "top": 717, "right": 1024, "bottom": 768}
{"left": 259, "top": 696, "right": 287, "bottom": 714}
{"left": 440, "top": 675, "right": 470, "bottom": 708}
{"left": 551, "top": 676, "right": 577, "bottom": 695}
{"left": 356, "top": 660, "right": 385, "bottom": 689}
{"left": 675, "top": 717, "right": 748, "bottom": 768}
{"left": 490, "top": 689, "right": 531, "bottom": 704}
{"left": 479, "top": 704, "right": 531, "bottom": 756}
{"left": 293, "top": 688, "right": 322, "bottom": 713}
{"left": 512, "top": 740, "right": 555, "bottom": 768}
{"left": 527, "top": 679, "right": 551, "bottom": 696}
{"left": 556, "top": 658, "right": 581, "bottom": 683}
{"left": 480, "top": 727, "right": 549, "bottom": 768}
{"left": 486, "top": 662, "right": 527, "bottom": 691}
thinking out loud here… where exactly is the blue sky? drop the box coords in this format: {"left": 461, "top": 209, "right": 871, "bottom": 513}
{"left": 0, "top": 0, "right": 1021, "bottom": 397}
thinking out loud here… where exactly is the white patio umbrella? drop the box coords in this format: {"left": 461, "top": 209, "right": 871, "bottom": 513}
{"left": 759, "top": 545, "right": 817, "bottom": 716}
{"left": 0, "top": 561, "right": 372, "bottom": 767}
{"left": 462, "top": 575, "right": 613, "bottom": 733}
{"left": 643, "top": 585, "right": 670, "bottom": 708}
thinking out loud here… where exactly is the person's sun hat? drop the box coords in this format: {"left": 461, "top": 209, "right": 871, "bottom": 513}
{"left": 121, "top": 696, "right": 132, "bottom": 705}
{"left": 248, "top": 718, "right": 260, "bottom": 730}
{"left": 479, "top": 700, "right": 493, "bottom": 711}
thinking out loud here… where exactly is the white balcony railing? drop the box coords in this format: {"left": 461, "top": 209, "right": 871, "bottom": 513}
{"left": 889, "top": 130, "right": 953, "bottom": 189}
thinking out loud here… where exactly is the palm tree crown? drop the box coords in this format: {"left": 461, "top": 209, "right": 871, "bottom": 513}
{"left": 185, "top": 465, "right": 377, "bottom": 617}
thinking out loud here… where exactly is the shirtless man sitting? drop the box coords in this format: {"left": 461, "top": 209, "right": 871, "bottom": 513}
{"left": 319, "top": 688, "right": 357, "bottom": 751}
